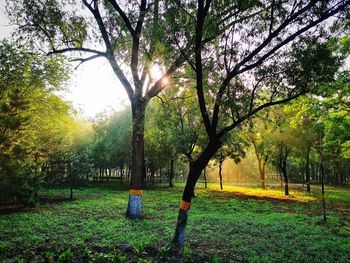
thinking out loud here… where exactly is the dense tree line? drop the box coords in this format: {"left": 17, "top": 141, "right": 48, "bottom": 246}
{"left": 0, "top": 41, "right": 74, "bottom": 204}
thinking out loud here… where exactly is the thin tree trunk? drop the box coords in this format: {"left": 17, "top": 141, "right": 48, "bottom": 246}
{"left": 169, "top": 159, "right": 175, "bottom": 187}
{"left": 69, "top": 163, "right": 73, "bottom": 200}
{"left": 306, "top": 148, "right": 311, "bottom": 193}
{"left": 282, "top": 165, "right": 289, "bottom": 196}
{"left": 120, "top": 165, "right": 124, "bottom": 184}
{"left": 279, "top": 169, "right": 284, "bottom": 187}
{"left": 284, "top": 173, "right": 289, "bottom": 196}
{"left": 320, "top": 154, "right": 327, "bottom": 222}
{"left": 150, "top": 168, "right": 155, "bottom": 185}
{"left": 258, "top": 159, "right": 266, "bottom": 189}
{"left": 203, "top": 166, "right": 207, "bottom": 189}
{"left": 219, "top": 159, "right": 223, "bottom": 190}
{"left": 126, "top": 101, "right": 146, "bottom": 219}
{"left": 172, "top": 140, "right": 221, "bottom": 253}
{"left": 340, "top": 171, "right": 344, "bottom": 185}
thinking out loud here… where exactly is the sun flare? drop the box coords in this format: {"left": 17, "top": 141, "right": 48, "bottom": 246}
{"left": 150, "top": 64, "right": 164, "bottom": 81}
{"left": 161, "top": 77, "right": 169, "bottom": 85}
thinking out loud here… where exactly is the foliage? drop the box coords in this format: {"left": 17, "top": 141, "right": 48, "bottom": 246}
{"left": 91, "top": 109, "right": 132, "bottom": 172}
{"left": 0, "top": 184, "right": 349, "bottom": 262}
{"left": 0, "top": 40, "right": 73, "bottom": 204}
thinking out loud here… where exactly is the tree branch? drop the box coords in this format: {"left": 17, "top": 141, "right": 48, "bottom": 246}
{"left": 48, "top": 47, "right": 106, "bottom": 56}
{"left": 106, "top": 0, "right": 137, "bottom": 38}
{"left": 211, "top": 0, "right": 350, "bottom": 134}
{"left": 217, "top": 90, "right": 308, "bottom": 138}
{"left": 130, "top": 0, "right": 147, "bottom": 91}
{"left": 195, "top": 0, "right": 214, "bottom": 138}
{"left": 70, "top": 54, "right": 102, "bottom": 69}
{"left": 82, "top": 0, "right": 134, "bottom": 100}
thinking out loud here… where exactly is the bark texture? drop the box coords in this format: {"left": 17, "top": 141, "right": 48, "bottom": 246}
{"left": 172, "top": 209, "right": 189, "bottom": 251}
{"left": 172, "top": 140, "right": 221, "bottom": 252}
{"left": 126, "top": 99, "right": 146, "bottom": 219}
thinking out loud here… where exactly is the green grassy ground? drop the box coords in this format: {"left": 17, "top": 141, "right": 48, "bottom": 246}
{"left": 0, "top": 183, "right": 349, "bottom": 262}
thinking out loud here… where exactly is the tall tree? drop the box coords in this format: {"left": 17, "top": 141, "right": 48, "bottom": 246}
{"left": 212, "top": 132, "right": 247, "bottom": 190}
{"left": 271, "top": 110, "right": 297, "bottom": 196}
{"left": 0, "top": 40, "right": 73, "bottom": 204}
{"left": 285, "top": 96, "right": 322, "bottom": 192}
{"left": 169, "top": 0, "right": 349, "bottom": 251}
{"left": 245, "top": 116, "right": 276, "bottom": 189}
{"left": 7, "top": 0, "right": 188, "bottom": 218}
{"left": 145, "top": 82, "right": 207, "bottom": 186}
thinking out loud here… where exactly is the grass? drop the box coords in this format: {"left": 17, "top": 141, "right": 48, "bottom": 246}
{"left": 0, "top": 182, "right": 349, "bottom": 262}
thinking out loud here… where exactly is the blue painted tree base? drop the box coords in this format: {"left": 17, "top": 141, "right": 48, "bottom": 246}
{"left": 126, "top": 194, "right": 142, "bottom": 219}
{"left": 172, "top": 208, "right": 189, "bottom": 253}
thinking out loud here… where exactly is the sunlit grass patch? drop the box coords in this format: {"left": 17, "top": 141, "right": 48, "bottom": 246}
{"left": 198, "top": 184, "right": 317, "bottom": 202}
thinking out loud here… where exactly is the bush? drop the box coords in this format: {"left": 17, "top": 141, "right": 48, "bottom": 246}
{"left": 0, "top": 159, "right": 44, "bottom": 206}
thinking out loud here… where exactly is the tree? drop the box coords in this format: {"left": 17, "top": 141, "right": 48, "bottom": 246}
{"left": 7, "top": 0, "right": 188, "bottom": 218}
{"left": 91, "top": 109, "right": 132, "bottom": 182}
{"left": 145, "top": 101, "right": 178, "bottom": 187}
{"left": 0, "top": 40, "right": 72, "bottom": 204}
{"left": 245, "top": 116, "right": 276, "bottom": 189}
{"left": 284, "top": 96, "right": 322, "bottom": 192}
{"left": 145, "top": 82, "right": 207, "bottom": 187}
{"left": 212, "top": 132, "right": 247, "bottom": 190}
{"left": 169, "top": 0, "right": 349, "bottom": 251}
{"left": 271, "top": 111, "right": 296, "bottom": 196}
{"left": 320, "top": 72, "right": 350, "bottom": 185}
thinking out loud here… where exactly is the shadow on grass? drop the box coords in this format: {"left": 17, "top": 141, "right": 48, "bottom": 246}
{"left": 0, "top": 196, "right": 76, "bottom": 214}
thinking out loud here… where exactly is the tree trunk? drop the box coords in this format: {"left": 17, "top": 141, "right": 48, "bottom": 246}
{"left": 203, "top": 167, "right": 207, "bottom": 189}
{"left": 172, "top": 164, "right": 200, "bottom": 253}
{"left": 306, "top": 148, "right": 311, "bottom": 193}
{"left": 283, "top": 168, "right": 289, "bottom": 196}
{"left": 320, "top": 154, "right": 327, "bottom": 222}
{"left": 219, "top": 159, "right": 223, "bottom": 190}
{"left": 258, "top": 159, "right": 266, "bottom": 189}
{"left": 169, "top": 159, "right": 175, "bottom": 187}
{"left": 69, "top": 163, "right": 73, "bottom": 200}
{"left": 120, "top": 165, "right": 124, "bottom": 184}
{"left": 340, "top": 171, "right": 344, "bottom": 185}
{"left": 126, "top": 100, "right": 146, "bottom": 219}
{"left": 172, "top": 140, "right": 221, "bottom": 253}
{"left": 150, "top": 168, "right": 155, "bottom": 185}
{"left": 108, "top": 168, "right": 111, "bottom": 182}
{"left": 279, "top": 170, "right": 284, "bottom": 187}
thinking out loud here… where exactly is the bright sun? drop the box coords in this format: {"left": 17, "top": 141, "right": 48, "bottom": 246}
{"left": 150, "top": 64, "right": 169, "bottom": 86}
{"left": 150, "top": 64, "right": 163, "bottom": 80}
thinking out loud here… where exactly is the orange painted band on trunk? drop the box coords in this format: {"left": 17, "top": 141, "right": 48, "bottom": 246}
{"left": 129, "top": 189, "right": 144, "bottom": 195}
{"left": 180, "top": 200, "right": 191, "bottom": 211}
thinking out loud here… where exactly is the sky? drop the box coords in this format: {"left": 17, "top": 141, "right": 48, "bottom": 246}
{"left": 0, "top": 0, "right": 129, "bottom": 119}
